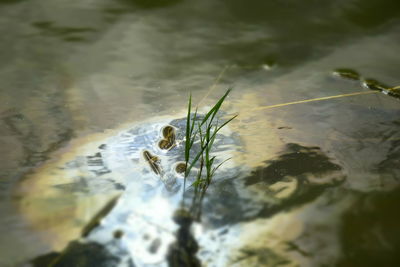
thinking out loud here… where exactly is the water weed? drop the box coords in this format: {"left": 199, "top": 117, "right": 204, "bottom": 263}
{"left": 182, "top": 89, "right": 237, "bottom": 219}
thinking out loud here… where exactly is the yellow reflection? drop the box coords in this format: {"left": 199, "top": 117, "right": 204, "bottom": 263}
{"left": 228, "top": 92, "right": 285, "bottom": 169}
{"left": 14, "top": 130, "right": 125, "bottom": 250}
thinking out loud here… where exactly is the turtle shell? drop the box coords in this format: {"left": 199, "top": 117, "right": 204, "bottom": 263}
{"left": 15, "top": 115, "right": 242, "bottom": 252}
{"left": 17, "top": 114, "right": 345, "bottom": 266}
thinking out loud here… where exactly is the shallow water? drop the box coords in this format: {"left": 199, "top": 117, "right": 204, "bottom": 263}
{"left": 1, "top": 0, "right": 400, "bottom": 266}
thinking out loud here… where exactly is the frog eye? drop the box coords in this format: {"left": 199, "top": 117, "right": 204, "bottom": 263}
{"left": 175, "top": 162, "right": 187, "bottom": 174}
{"left": 159, "top": 125, "right": 176, "bottom": 150}
{"left": 158, "top": 139, "right": 171, "bottom": 150}
{"left": 162, "top": 125, "right": 175, "bottom": 138}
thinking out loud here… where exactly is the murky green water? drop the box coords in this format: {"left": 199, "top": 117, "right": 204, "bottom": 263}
{"left": 1, "top": 0, "right": 400, "bottom": 266}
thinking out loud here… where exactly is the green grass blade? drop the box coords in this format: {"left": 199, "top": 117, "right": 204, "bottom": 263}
{"left": 204, "top": 114, "right": 237, "bottom": 155}
{"left": 190, "top": 107, "right": 198, "bottom": 137}
{"left": 191, "top": 179, "right": 205, "bottom": 187}
{"left": 185, "top": 93, "right": 192, "bottom": 164}
{"left": 186, "top": 141, "right": 207, "bottom": 177}
{"left": 186, "top": 108, "right": 198, "bottom": 168}
{"left": 199, "top": 88, "right": 232, "bottom": 128}
{"left": 215, "top": 114, "right": 238, "bottom": 134}
{"left": 208, "top": 122, "right": 218, "bottom": 149}
{"left": 207, "top": 89, "right": 231, "bottom": 127}
{"left": 211, "top": 157, "right": 232, "bottom": 177}
{"left": 207, "top": 156, "right": 216, "bottom": 180}
{"left": 184, "top": 88, "right": 236, "bottom": 209}
{"left": 185, "top": 122, "right": 206, "bottom": 177}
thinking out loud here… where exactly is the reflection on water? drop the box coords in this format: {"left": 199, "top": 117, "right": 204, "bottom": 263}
{"left": 200, "top": 143, "right": 344, "bottom": 227}
{"left": 244, "top": 143, "right": 342, "bottom": 185}
{"left": 31, "top": 21, "right": 97, "bottom": 42}
{"left": 125, "top": 0, "right": 182, "bottom": 9}
{"left": 377, "top": 122, "right": 400, "bottom": 177}
{"left": 339, "top": 186, "right": 400, "bottom": 266}
{"left": 0, "top": 0, "right": 400, "bottom": 266}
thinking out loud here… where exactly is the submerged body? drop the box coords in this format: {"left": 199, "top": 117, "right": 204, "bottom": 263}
{"left": 16, "top": 110, "right": 351, "bottom": 266}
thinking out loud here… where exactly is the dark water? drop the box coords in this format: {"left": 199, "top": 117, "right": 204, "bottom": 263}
{"left": 0, "top": 0, "right": 400, "bottom": 266}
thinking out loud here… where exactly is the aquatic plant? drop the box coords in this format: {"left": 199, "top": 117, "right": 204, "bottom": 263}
{"left": 183, "top": 89, "right": 237, "bottom": 218}
{"left": 168, "top": 89, "right": 237, "bottom": 266}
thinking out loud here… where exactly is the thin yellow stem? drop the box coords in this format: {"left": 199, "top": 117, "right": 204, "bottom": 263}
{"left": 388, "top": 85, "right": 400, "bottom": 91}
{"left": 197, "top": 65, "right": 231, "bottom": 107}
{"left": 253, "top": 91, "right": 379, "bottom": 111}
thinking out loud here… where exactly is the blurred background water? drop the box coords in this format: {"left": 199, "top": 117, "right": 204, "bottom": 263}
{"left": 0, "top": 0, "right": 400, "bottom": 266}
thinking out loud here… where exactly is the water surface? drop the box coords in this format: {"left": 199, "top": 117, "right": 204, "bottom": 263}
{"left": 1, "top": 0, "right": 400, "bottom": 266}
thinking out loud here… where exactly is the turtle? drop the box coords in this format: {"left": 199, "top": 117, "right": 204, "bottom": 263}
{"left": 17, "top": 113, "right": 242, "bottom": 264}
{"left": 18, "top": 111, "right": 346, "bottom": 266}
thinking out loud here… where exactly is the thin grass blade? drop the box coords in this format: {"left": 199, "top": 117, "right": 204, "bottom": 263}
{"left": 199, "top": 88, "right": 232, "bottom": 127}
{"left": 215, "top": 114, "right": 238, "bottom": 134}
{"left": 211, "top": 157, "right": 232, "bottom": 177}
{"left": 185, "top": 93, "right": 192, "bottom": 164}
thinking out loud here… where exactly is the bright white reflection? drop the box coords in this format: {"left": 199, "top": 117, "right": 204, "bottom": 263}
{"left": 125, "top": 195, "right": 177, "bottom": 265}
